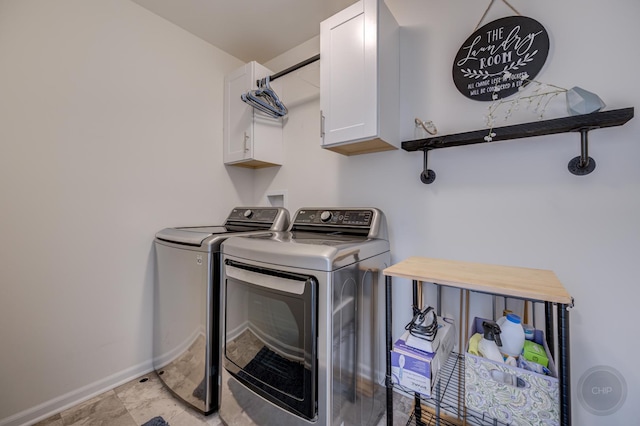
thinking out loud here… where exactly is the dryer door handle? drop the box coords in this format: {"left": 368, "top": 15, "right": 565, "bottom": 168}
{"left": 224, "top": 260, "right": 314, "bottom": 295}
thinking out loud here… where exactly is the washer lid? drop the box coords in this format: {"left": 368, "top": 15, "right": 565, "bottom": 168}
{"left": 155, "top": 226, "right": 227, "bottom": 246}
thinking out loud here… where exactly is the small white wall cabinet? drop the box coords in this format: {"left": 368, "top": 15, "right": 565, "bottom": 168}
{"left": 223, "top": 61, "right": 283, "bottom": 168}
{"left": 320, "top": 0, "right": 399, "bottom": 156}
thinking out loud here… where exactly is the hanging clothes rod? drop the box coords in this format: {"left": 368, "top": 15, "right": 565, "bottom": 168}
{"left": 244, "top": 55, "right": 320, "bottom": 118}
{"left": 264, "top": 54, "right": 320, "bottom": 83}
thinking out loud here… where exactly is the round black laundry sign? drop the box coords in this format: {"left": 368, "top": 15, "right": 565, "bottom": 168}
{"left": 453, "top": 16, "right": 549, "bottom": 101}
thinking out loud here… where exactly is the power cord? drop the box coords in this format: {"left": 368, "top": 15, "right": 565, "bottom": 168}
{"left": 405, "top": 306, "right": 439, "bottom": 342}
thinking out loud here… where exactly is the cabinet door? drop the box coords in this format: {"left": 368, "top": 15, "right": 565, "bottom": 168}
{"left": 320, "top": 0, "right": 377, "bottom": 147}
{"left": 224, "top": 63, "right": 253, "bottom": 164}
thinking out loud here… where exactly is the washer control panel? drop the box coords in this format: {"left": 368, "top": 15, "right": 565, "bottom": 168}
{"left": 294, "top": 209, "right": 373, "bottom": 227}
{"left": 228, "top": 208, "right": 278, "bottom": 222}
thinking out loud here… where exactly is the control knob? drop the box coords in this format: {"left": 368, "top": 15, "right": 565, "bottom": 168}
{"left": 320, "top": 211, "right": 333, "bottom": 222}
{"left": 243, "top": 209, "right": 253, "bottom": 219}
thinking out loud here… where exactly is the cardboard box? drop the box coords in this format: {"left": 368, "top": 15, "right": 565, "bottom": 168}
{"left": 523, "top": 340, "right": 549, "bottom": 367}
{"left": 390, "top": 317, "right": 455, "bottom": 397}
{"left": 465, "top": 317, "right": 559, "bottom": 426}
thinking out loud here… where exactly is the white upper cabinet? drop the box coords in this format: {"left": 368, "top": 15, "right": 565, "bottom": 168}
{"left": 223, "top": 61, "right": 283, "bottom": 168}
{"left": 320, "top": 0, "right": 399, "bottom": 155}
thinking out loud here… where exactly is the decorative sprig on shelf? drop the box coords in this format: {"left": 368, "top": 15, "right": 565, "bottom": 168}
{"left": 484, "top": 71, "right": 567, "bottom": 142}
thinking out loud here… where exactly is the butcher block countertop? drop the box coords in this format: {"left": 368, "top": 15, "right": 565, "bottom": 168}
{"left": 383, "top": 256, "right": 573, "bottom": 305}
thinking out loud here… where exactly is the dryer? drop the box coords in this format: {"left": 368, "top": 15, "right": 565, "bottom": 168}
{"left": 153, "top": 207, "right": 289, "bottom": 414}
{"left": 219, "top": 208, "right": 390, "bottom": 425}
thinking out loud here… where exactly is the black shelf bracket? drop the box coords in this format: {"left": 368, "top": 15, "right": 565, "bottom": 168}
{"left": 403, "top": 107, "right": 634, "bottom": 184}
{"left": 567, "top": 128, "right": 596, "bottom": 176}
{"left": 420, "top": 150, "right": 436, "bottom": 184}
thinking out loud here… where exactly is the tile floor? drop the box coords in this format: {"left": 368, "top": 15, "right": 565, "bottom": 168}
{"left": 33, "top": 372, "right": 413, "bottom": 426}
{"left": 33, "top": 372, "right": 221, "bottom": 426}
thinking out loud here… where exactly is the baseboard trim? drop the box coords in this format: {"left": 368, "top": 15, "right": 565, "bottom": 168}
{"left": 0, "top": 359, "right": 154, "bottom": 426}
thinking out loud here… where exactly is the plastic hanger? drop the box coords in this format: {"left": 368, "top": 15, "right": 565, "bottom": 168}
{"left": 241, "top": 76, "right": 288, "bottom": 118}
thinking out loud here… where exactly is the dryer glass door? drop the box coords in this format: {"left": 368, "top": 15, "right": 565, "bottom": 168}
{"left": 223, "top": 260, "right": 318, "bottom": 421}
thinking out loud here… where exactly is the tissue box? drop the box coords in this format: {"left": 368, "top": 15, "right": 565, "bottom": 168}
{"left": 465, "top": 317, "right": 559, "bottom": 426}
{"left": 390, "top": 318, "right": 455, "bottom": 397}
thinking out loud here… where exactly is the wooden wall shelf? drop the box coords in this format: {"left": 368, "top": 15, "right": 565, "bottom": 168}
{"left": 402, "top": 107, "right": 634, "bottom": 183}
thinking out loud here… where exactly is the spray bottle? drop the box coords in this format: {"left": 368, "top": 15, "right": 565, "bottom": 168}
{"left": 478, "top": 320, "right": 505, "bottom": 363}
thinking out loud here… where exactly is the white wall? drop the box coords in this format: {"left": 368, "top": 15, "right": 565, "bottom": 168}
{"left": 1, "top": 0, "right": 638, "bottom": 425}
{"left": 261, "top": 1, "right": 640, "bottom": 424}
{"left": 0, "top": 0, "right": 249, "bottom": 423}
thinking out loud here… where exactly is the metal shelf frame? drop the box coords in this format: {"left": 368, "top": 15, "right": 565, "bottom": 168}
{"left": 384, "top": 258, "right": 574, "bottom": 426}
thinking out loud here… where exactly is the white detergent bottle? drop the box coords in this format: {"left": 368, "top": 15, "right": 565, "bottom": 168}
{"left": 499, "top": 313, "right": 525, "bottom": 358}
{"left": 478, "top": 321, "right": 504, "bottom": 363}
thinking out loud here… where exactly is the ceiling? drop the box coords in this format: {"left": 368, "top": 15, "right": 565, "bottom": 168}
{"left": 130, "top": 0, "right": 359, "bottom": 64}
